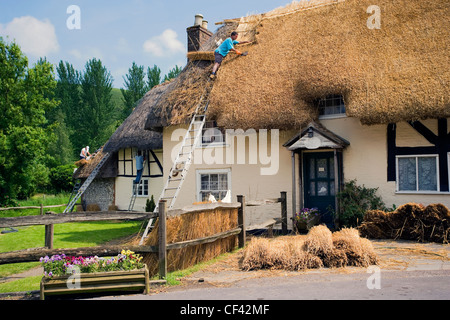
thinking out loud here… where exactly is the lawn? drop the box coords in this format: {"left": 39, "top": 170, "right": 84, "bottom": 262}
{"left": 0, "top": 194, "right": 145, "bottom": 293}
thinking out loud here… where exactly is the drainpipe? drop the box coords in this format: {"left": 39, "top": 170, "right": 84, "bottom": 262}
{"left": 291, "top": 151, "right": 296, "bottom": 231}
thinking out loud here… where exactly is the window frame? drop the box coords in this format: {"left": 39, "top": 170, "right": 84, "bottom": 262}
{"left": 317, "top": 95, "right": 347, "bottom": 120}
{"left": 196, "top": 169, "right": 232, "bottom": 202}
{"left": 132, "top": 178, "right": 150, "bottom": 198}
{"left": 198, "top": 121, "right": 227, "bottom": 148}
{"left": 395, "top": 154, "right": 440, "bottom": 193}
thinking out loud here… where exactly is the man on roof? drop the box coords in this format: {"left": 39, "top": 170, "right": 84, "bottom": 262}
{"left": 210, "top": 31, "right": 249, "bottom": 79}
{"left": 79, "top": 146, "right": 92, "bottom": 160}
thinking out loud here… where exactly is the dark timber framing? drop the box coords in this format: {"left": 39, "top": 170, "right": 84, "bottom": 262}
{"left": 387, "top": 118, "right": 450, "bottom": 192}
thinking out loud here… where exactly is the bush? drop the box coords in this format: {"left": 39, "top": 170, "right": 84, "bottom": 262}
{"left": 146, "top": 195, "right": 156, "bottom": 212}
{"left": 49, "top": 164, "right": 76, "bottom": 193}
{"left": 337, "top": 180, "right": 387, "bottom": 228}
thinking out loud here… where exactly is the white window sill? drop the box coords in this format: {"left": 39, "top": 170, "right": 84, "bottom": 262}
{"left": 319, "top": 114, "right": 347, "bottom": 120}
{"left": 395, "top": 191, "right": 450, "bottom": 195}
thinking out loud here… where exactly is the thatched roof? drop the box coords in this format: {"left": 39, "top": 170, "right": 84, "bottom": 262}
{"left": 73, "top": 147, "right": 117, "bottom": 180}
{"left": 103, "top": 83, "right": 167, "bottom": 152}
{"left": 145, "top": 0, "right": 449, "bottom": 131}
{"left": 144, "top": 22, "right": 238, "bottom": 131}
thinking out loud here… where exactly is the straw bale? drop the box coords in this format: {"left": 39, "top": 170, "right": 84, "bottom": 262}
{"left": 187, "top": 51, "right": 215, "bottom": 62}
{"left": 86, "top": 204, "right": 101, "bottom": 212}
{"left": 332, "top": 228, "right": 378, "bottom": 267}
{"left": 143, "top": 207, "right": 238, "bottom": 276}
{"left": 302, "top": 225, "right": 334, "bottom": 257}
{"left": 241, "top": 226, "right": 377, "bottom": 271}
{"left": 359, "top": 203, "right": 450, "bottom": 243}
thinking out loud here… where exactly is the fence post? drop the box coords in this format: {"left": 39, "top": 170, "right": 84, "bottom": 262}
{"left": 237, "top": 195, "right": 246, "bottom": 248}
{"left": 45, "top": 211, "right": 54, "bottom": 250}
{"left": 280, "top": 192, "right": 287, "bottom": 235}
{"left": 158, "top": 200, "right": 167, "bottom": 280}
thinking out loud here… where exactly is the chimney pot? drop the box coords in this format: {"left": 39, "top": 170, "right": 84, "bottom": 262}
{"left": 194, "top": 14, "right": 203, "bottom": 26}
{"left": 202, "top": 20, "right": 208, "bottom": 30}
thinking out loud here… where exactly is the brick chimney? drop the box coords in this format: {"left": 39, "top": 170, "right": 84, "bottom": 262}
{"left": 187, "top": 14, "right": 213, "bottom": 52}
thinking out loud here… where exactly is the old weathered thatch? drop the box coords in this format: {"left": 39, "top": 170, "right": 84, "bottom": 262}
{"left": 359, "top": 203, "right": 450, "bottom": 243}
{"left": 145, "top": 0, "right": 449, "bottom": 131}
{"left": 102, "top": 84, "right": 166, "bottom": 153}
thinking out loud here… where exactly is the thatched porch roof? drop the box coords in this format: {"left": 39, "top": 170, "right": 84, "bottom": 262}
{"left": 144, "top": 0, "right": 449, "bottom": 131}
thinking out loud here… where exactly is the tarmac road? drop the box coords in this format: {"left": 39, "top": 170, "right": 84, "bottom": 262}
{"left": 93, "top": 239, "right": 450, "bottom": 301}
{"left": 95, "top": 269, "right": 449, "bottom": 300}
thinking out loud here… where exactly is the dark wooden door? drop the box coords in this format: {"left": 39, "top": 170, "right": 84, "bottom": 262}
{"left": 303, "top": 152, "right": 336, "bottom": 228}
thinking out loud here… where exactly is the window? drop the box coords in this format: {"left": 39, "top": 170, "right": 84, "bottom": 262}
{"left": 317, "top": 95, "right": 346, "bottom": 119}
{"left": 133, "top": 179, "right": 149, "bottom": 197}
{"left": 201, "top": 121, "right": 225, "bottom": 147}
{"left": 396, "top": 155, "right": 439, "bottom": 192}
{"left": 197, "top": 169, "right": 231, "bottom": 202}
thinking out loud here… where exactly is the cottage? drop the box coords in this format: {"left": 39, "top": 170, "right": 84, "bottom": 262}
{"left": 72, "top": 85, "right": 166, "bottom": 212}
{"left": 77, "top": 0, "right": 450, "bottom": 230}
{"left": 141, "top": 0, "right": 449, "bottom": 230}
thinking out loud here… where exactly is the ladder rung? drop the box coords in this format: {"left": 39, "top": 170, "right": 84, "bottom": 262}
{"left": 165, "top": 187, "right": 179, "bottom": 191}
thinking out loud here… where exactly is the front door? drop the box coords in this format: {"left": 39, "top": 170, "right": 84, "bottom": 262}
{"left": 303, "top": 152, "right": 336, "bottom": 228}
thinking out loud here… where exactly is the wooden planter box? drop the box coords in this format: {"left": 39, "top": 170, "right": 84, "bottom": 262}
{"left": 40, "top": 266, "right": 150, "bottom": 300}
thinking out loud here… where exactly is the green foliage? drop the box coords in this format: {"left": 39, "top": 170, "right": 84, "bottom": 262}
{"left": 121, "top": 62, "right": 148, "bottom": 119}
{"left": 49, "top": 164, "right": 76, "bottom": 193}
{"left": 0, "top": 39, "right": 58, "bottom": 203}
{"left": 337, "top": 180, "right": 387, "bottom": 228}
{"left": 146, "top": 195, "right": 156, "bottom": 212}
{"left": 163, "top": 65, "right": 182, "bottom": 82}
{"left": 147, "top": 64, "right": 161, "bottom": 89}
{"left": 79, "top": 58, "right": 115, "bottom": 150}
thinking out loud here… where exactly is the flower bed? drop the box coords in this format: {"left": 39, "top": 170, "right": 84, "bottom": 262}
{"left": 39, "top": 250, "right": 150, "bottom": 300}
{"left": 40, "top": 250, "right": 145, "bottom": 278}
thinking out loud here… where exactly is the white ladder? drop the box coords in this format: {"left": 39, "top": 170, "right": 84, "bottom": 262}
{"left": 64, "top": 152, "right": 112, "bottom": 213}
{"left": 139, "top": 93, "right": 210, "bottom": 245}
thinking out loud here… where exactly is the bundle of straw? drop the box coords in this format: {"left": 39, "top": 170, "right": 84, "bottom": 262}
{"left": 359, "top": 203, "right": 450, "bottom": 243}
{"left": 187, "top": 51, "right": 215, "bottom": 62}
{"left": 142, "top": 207, "right": 238, "bottom": 276}
{"left": 241, "top": 225, "right": 378, "bottom": 271}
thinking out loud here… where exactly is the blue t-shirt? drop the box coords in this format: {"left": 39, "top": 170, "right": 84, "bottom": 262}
{"left": 215, "top": 38, "right": 239, "bottom": 57}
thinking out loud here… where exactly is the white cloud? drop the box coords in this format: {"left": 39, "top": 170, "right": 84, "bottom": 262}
{"left": 143, "top": 29, "right": 185, "bottom": 57}
{"left": 0, "top": 16, "right": 59, "bottom": 57}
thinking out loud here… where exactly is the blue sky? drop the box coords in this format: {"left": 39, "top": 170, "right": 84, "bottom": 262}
{"left": 0, "top": 0, "right": 292, "bottom": 88}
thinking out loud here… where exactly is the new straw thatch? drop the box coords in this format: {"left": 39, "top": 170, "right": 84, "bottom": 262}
{"left": 142, "top": 205, "right": 238, "bottom": 277}
{"left": 73, "top": 147, "right": 117, "bottom": 180}
{"left": 144, "top": 0, "right": 449, "bottom": 132}
{"left": 359, "top": 203, "right": 450, "bottom": 243}
{"left": 208, "top": 0, "right": 449, "bottom": 129}
{"left": 242, "top": 225, "right": 378, "bottom": 271}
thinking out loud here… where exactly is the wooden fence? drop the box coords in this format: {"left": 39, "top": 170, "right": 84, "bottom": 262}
{"left": 0, "top": 193, "right": 288, "bottom": 279}
{"left": 0, "top": 197, "right": 248, "bottom": 279}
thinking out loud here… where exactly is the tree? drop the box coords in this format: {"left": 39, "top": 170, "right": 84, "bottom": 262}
{"left": 78, "top": 58, "right": 115, "bottom": 150}
{"left": 147, "top": 65, "right": 161, "bottom": 89}
{"left": 163, "top": 65, "right": 182, "bottom": 82}
{"left": 121, "top": 62, "right": 148, "bottom": 119}
{"left": 0, "top": 39, "right": 58, "bottom": 202}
